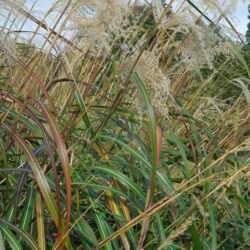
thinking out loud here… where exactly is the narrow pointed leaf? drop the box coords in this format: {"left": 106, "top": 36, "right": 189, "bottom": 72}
{"left": 35, "top": 193, "right": 46, "bottom": 250}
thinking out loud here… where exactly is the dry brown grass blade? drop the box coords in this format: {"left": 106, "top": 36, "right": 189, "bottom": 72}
{"left": 2, "top": 0, "right": 83, "bottom": 53}
{"left": 35, "top": 100, "right": 72, "bottom": 248}
{"left": 96, "top": 142, "right": 249, "bottom": 249}
{"left": 1, "top": 0, "right": 249, "bottom": 248}
{"left": 106, "top": 191, "right": 131, "bottom": 250}
{"left": 36, "top": 193, "right": 46, "bottom": 250}
{"left": 92, "top": 145, "right": 131, "bottom": 250}
{"left": 0, "top": 92, "right": 63, "bottom": 234}
{"left": 137, "top": 126, "right": 163, "bottom": 249}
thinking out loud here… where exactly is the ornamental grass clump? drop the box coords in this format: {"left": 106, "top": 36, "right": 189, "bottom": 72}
{"left": 66, "top": 0, "right": 131, "bottom": 50}
{"left": 0, "top": 0, "right": 249, "bottom": 249}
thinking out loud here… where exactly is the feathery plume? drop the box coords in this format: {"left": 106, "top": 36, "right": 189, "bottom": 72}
{"left": 66, "top": 0, "right": 131, "bottom": 50}
{"left": 122, "top": 50, "right": 170, "bottom": 117}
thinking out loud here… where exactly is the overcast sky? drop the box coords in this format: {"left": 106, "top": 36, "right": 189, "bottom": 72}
{"left": 234, "top": 1, "right": 249, "bottom": 35}
{"left": 1, "top": 0, "right": 249, "bottom": 38}
{"left": 29, "top": 0, "right": 249, "bottom": 35}
{"left": 170, "top": 0, "right": 249, "bottom": 35}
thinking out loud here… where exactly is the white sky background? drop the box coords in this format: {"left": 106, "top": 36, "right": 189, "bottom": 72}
{"left": 0, "top": 0, "right": 249, "bottom": 43}
{"left": 26, "top": 0, "right": 249, "bottom": 34}
{"left": 233, "top": 1, "right": 249, "bottom": 35}
{"left": 169, "top": 0, "right": 248, "bottom": 35}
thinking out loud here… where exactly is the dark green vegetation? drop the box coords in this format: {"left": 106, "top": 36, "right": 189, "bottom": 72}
{"left": 244, "top": 4, "right": 250, "bottom": 53}
{"left": 0, "top": 0, "right": 249, "bottom": 249}
{"left": 246, "top": 4, "right": 250, "bottom": 44}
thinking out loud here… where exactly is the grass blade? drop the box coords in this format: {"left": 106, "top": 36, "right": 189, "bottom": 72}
{"left": 0, "top": 219, "right": 38, "bottom": 250}
{"left": 35, "top": 193, "right": 46, "bottom": 250}
{"left": 74, "top": 216, "right": 98, "bottom": 247}
{"left": 19, "top": 186, "right": 35, "bottom": 244}
{"left": 95, "top": 166, "right": 145, "bottom": 199}
{"left": 0, "top": 224, "right": 22, "bottom": 250}
{"left": 208, "top": 201, "right": 217, "bottom": 250}
{"left": 2, "top": 124, "right": 58, "bottom": 224}
{"left": 132, "top": 72, "right": 159, "bottom": 248}
{"left": 35, "top": 100, "right": 72, "bottom": 236}
{"left": 0, "top": 229, "right": 5, "bottom": 250}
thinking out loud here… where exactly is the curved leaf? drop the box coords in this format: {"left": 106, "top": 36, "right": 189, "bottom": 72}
{"left": 95, "top": 166, "right": 145, "bottom": 200}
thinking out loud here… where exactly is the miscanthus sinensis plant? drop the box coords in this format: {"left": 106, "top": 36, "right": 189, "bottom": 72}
{"left": 0, "top": 0, "right": 249, "bottom": 249}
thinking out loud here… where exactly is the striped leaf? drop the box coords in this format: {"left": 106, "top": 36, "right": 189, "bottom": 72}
{"left": 35, "top": 193, "right": 46, "bottom": 250}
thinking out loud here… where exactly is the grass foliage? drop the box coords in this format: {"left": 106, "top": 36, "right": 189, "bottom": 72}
{"left": 0, "top": 0, "right": 249, "bottom": 249}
